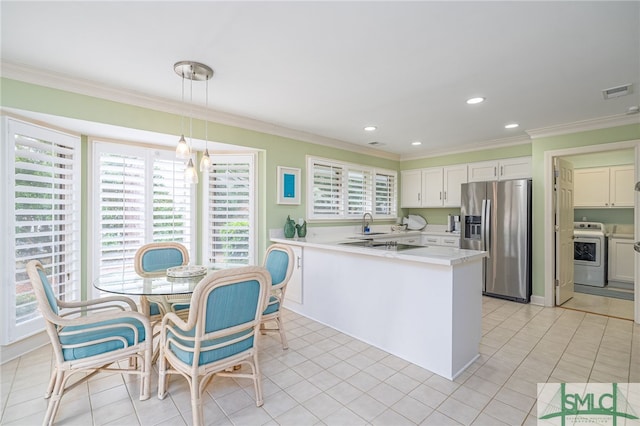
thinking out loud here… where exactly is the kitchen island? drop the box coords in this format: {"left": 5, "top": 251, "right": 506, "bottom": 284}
{"left": 271, "top": 234, "right": 487, "bottom": 380}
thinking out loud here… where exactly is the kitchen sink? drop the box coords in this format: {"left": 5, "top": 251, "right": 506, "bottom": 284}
{"left": 339, "top": 240, "right": 423, "bottom": 251}
{"left": 352, "top": 232, "right": 388, "bottom": 237}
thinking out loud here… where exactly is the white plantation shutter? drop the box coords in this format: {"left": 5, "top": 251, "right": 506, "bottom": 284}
{"left": 375, "top": 171, "right": 397, "bottom": 217}
{"left": 347, "top": 168, "right": 373, "bottom": 216}
{"left": 310, "top": 160, "right": 344, "bottom": 218}
{"left": 307, "top": 156, "right": 397, "bottom": 220}
{"left": 94, "top": 142, "right": 195, "bottom": 279}
{"left": 204, "top": 154, "right": 255, "bottom": 267}
{"left": 2, "top": 118, "right": 81, "bottom": 344}
{"left": 153, "top": 158, "right": 192, "bottom": 246}
{"left": 96, "top": 150, "right": 146, "bottom": 276}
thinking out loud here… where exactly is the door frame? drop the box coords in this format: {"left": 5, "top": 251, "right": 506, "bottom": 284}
{"left": 543, "top": 139, "right": 640, "bottom": 324}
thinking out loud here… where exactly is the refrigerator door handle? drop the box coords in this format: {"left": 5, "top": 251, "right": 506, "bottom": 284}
{"left": 483, "top": 199, "right": 491, "bottom": 252}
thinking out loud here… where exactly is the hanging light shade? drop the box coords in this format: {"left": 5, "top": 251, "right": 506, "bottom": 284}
{"left": 174, "top": 60, "right": 214, "bottom": 184}
{"left": 200, "top": 148, "right": 212, "bottom": 172}
{"left": 176, "top": 134, "right": 190, "bottom": 159}
{"left": 185, "top": 158, "right": 199, "bottom": 184}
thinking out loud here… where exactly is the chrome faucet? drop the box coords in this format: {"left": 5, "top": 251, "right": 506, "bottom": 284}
{"left": 362, "top": 212, "right": 373, "bottom": 234}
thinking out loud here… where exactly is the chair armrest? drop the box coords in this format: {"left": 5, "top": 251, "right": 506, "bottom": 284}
{"left": 53, "top": 309, "right": 151, "bottom": 329}
{"left": 58, "top": 295, "right": 138, "bottom": 312}
{"left": 160, "top": 312, "right": 189, "bottom": 331}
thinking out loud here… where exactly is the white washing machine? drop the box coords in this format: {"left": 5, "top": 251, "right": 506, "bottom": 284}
{"left": 574, "top": 222, "right": 607, "bottom": 287}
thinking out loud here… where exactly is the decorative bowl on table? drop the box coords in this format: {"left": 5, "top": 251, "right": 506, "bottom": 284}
{"left": 166, "top": 265, "right": 207, "bottom": 278}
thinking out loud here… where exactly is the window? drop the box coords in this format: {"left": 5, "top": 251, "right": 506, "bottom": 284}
{"left": 1, "top": 118, "right": 81, "bottom": 344}
{"left": 203, "top": 154, "right": 256, "bottom": 267}
{"left": 93, "top": 142, "right": 195, "bottom": 280}
{"left": 307, "top": 156, "right": 397, "bottom": 220}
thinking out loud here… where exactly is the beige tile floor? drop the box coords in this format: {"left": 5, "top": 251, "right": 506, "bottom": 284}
{"left": 561, "top": 292, "right": 635, "bottom": 320}
{"left": 1, "top": 297, "right": 639, "bottom": 425}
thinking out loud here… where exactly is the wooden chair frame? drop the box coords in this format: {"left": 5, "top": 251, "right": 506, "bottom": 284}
{"left": 158, "top": 266, "right": 271, "bottom": 426}
{"left": 26, "top": 260, "right": 152, "bottom": 426}
{"left": 135, "top": 242, "right": 191, "bottom": 321}
{"left": 260, "top": 243, "right": 295, "bottom": 349}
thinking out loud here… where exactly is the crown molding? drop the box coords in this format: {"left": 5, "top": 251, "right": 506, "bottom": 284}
{"left": 400, "top": 135, "right": 532, "bottom": 161}
{"left": 526, "top": 113, "right": 640, "bottom": 139}
{"left": 1, "top": 61, "right": 399, "bottom": 161}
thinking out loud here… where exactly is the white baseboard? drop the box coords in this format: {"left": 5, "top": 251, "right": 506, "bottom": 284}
{"left": 0, "top": 331, "right": 49, "bottom": 365}
{"left": 530, "top": 295, "right": 546, "bottom": 306}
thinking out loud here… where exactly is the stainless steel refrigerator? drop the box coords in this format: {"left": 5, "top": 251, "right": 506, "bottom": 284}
{"left": 460, "top": 179, "right": 532, "bottom": 303}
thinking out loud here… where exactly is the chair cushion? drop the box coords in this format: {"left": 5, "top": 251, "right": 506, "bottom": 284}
{"left": 38, "top": 269, "right": 59, "bottom": 315}
{"left": 168, "top": 329, "right": 254, "bottom": 366}
{"left": 141, "top": 248, "right": 184, "bottom": 272}
{"left": 60, "top": 317, "right": 146, "bottom": 361}
{"left": 263, "top": 295, "right": 280, "bottom": 315}
{"left": 149, "top": 302, "right": 161, "bottom": 316}
{"left": 148, "top": 302, "right": 189, "bottom": 316}
{"left": 265, "top": 250, "right": 289, "bottom": 286}
{"left": 172, "top": 304, "right": 190, "bottom": 312}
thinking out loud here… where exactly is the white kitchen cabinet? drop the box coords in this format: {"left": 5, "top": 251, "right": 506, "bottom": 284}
{"left": 608, "top": 238, "right": 634, "bottom": 283}
{"left": 440, "top": 236, "right": 461, "bottom": 247}
{"left": 401, "top": 169, "right": 423, "bottom": 208}
{"left": 285, "top": 245, "right": 303, "bottom": 304}
{"left": 422, "top": 165, "right": 467, "bottom": 207}
{"left": 609, "top": 165, "right": 635, "bottom": 207}
{"left": 467, "top": 156, "right": 532, "bottom": 182}
{"left": 574, "top": 165, "right": 634, "bottom": 208}
{"left": 421, "top": 234, "right": 460, "bottom": 248}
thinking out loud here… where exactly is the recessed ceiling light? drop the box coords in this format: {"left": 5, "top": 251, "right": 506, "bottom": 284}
{"left": 466, "top": 97, "right": 485, "bottom": 105}
{"left": 504, "top": 123, "right": 519, "bottom": 129}
{"left": 364, "top": 126, "right": 377, "bottom": 131}
{"left": 411, "top": 141, "right": 422, "bottom": 146}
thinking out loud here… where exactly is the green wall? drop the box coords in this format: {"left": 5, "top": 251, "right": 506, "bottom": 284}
{"left": 574, "top": 209, "right": 634, "bottom": 225}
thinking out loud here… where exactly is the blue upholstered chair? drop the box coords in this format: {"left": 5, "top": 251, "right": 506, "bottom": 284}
{"left": 134, "top": 242, "right": 191, "bottom": 321}
{"left": 260, "top": 243, "right": 295, "bottom": 349}
{"left": 158, "top": 266, "right": 271, "bottom": 426}
{"left": 26, "top": 260, "right": 152, "bottom": 426}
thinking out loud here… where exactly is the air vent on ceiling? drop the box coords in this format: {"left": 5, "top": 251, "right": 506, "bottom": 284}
{"left": 368, "top": 141, "right": 384, "bottom": 146}
{"left": 602, "top": 83, "right": 632, "bottom": 100}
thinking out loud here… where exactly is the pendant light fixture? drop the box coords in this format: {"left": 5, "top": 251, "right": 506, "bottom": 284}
{"left": 174, "top": 61, "right": 214, "bottom": 184}
{"left": 200, "top": 78, "right": 212, "bottom": 172}
{"left": 175, "top": 72, "right": 190, "bottom": 160}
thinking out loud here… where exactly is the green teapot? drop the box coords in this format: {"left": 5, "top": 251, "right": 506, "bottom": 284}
{"left": 284, "top": 215, "right": 296, "bottom": 238}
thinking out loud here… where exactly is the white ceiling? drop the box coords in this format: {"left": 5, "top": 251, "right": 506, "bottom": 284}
{"left": 2, "top": 1, "right": 639, "bottom": 159}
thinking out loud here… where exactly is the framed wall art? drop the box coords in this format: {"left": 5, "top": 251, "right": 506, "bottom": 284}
{"left": 277, "top": 166, "right": 301, "bottom": 205}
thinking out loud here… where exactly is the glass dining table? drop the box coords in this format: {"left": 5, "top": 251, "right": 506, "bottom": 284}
{"left": 93, "top": 270, "right": 210, "bottom": 314}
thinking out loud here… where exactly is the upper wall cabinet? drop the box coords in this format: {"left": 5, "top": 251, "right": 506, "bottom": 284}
{"left": 422, "top": 165, "right": 467, "bottom": 207}
{"left": 401, "top": 166, "right": 467, "bottom": 208}
{"left": 467, "top": 156, "right": 532, "bottom": 182}
{"left": 574, "top": 165, "right": 634, "bottom": 208}
{"left": 400, "top": 169, "right": 424, "bottom": 208}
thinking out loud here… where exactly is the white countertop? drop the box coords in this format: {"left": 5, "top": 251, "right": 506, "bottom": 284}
{"left": 271, "top": 235, "right": 486, "bottom": 266}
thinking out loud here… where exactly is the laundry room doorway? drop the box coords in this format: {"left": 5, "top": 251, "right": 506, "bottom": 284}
{"left": 544, "top": 140, "right": 639, "bottom": 322}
